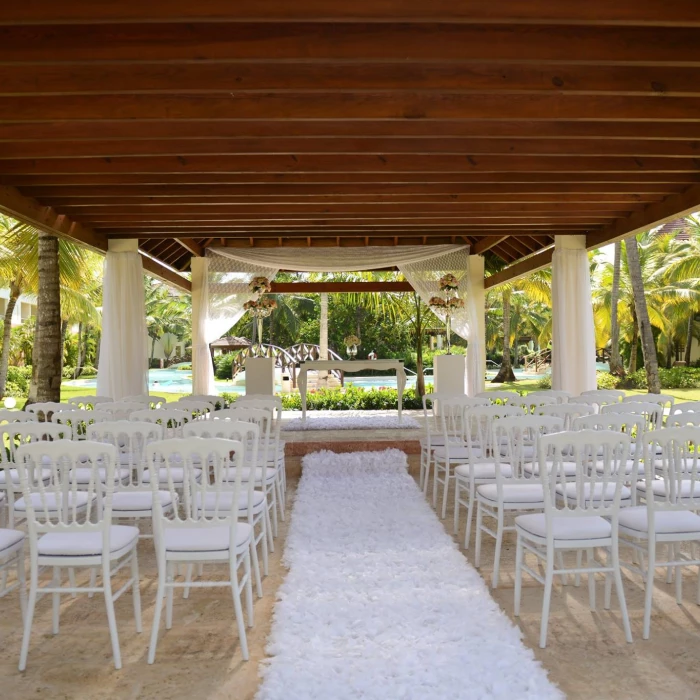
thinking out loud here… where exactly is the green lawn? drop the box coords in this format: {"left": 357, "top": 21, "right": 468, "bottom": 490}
{"left": 59, "top": 385, "right": 188, "bottom": 403}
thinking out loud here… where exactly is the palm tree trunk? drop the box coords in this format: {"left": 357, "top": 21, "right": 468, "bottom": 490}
{"left": 0, "top": 282, "right": 20, "bottom": 397}
{"left": 628, "top": 307, "right": 639, "bottom": 374}
{"left": 26, "top": 231, "right": 62, "bottom": 405}
{"left": 492, "top": 290, "right": 516, "bottom": 383}
{"left": 414, "top": 293, "right": 425, "bottom": 397}
{"left": 60, "top": 320, "right": 68, "bottom": 375}
{"left": 685, "top": 313, "right": 694, "bottom": 365}
{"left": 74, "top": 321, "right": 83, "bottom": 378}
{"left": 94, "top": 329, "right": 101, "bottom": 369}
{"left": 609, "top": 241, "right": 625, "bottom": 376}
{"left": 625, "top": 235, "right": 661, "bottom": 393}
{"left": 150, "top": 335, "right": 157, "bottom": 367}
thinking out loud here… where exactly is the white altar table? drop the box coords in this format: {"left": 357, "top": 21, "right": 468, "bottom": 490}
{"left": 297, "top": 360, "right": 407, "bottom": 422}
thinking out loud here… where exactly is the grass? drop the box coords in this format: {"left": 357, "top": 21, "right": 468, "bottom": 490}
{"left": 59, "top": 385, "right": 188, "bottom": 403}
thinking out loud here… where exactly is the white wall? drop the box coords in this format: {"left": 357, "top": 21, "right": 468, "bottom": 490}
{"left": 0, "top": 289, "right": 37, "bottom": 324}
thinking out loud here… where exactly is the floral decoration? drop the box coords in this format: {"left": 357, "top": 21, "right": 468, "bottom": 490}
{"left": 428, "top": 296, "right": 447, "bottom": 309}
{"left": 447, "top": 297, "right": 465, "bottom": 310}
{"left": 439, "top": 273, "right": 459, "bottom": 292}
{"left": 248, "top": 276, "right": 272, "bottom": 294}
{"left": 344, "top": 334, "right": 361, "bottom": 347}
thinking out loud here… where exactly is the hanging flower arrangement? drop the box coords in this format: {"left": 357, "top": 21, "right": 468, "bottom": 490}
{"left": 428, "top": 296, "right": 447, "bottom": 309}
{"left": 447, "top": 297, "right": 465, "bottom": 311}
{"left": 249, "top": 276, "right": 272, "bottom": 295}
{"left": 439, "top": 273, "right": 459, "bottom": 292}
{"left": 343, "top": 334, "right": 361, "bottom": 347}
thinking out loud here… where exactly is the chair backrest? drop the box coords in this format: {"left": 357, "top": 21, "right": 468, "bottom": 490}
{"left": 475, "top": 390, "right": 520, "bottom": 405}
{"left": 88, "top": 420, "right": 164, "bottom": 487}
{"left": 462, "top": 404, "right": 525, "bottom": 459}
{"left": 509, "top": 394, "right": 558, "bottom": 414}
{"left": 0, "top": 409, "right": 36, "bottom": 424}
{"left": 666, "top": 410, "right": 700, "bottom": 428}
{"left": 527, "top": 390, "right": 571, "bottom": 404}
{"left": 571, "top": 395, "right": 615, "bottom": 413}
{"left": 601, "top": 401, "right": 663, "bottom": 430}
{"left": 124, "top": 394, "right": 167, "bottom": 408}
{"left": 572, "top": 412, "right": 646, "bottom": 461}
{"left": 173, "top": 399, "right": 215, "bottom": 420}
{"left": 51, "top": 409, "right": 111, "bottom": 439}
{"left": 669, "top": 401, "right": 700, "bottom": 417}
{"left": 493, "top": 415, "right": 564, "bottom": 486}
{"left": 67, "top": 395, "right": 114, "bottom": 409}
{"left": 183, "top": 394, "right": 227, "bottom": 410}
{"left": 183, "top": 419, "right": 260, "bottom": 469}
{"left": 538, "top": 429, "right": 631, "bottom": 521}
{"left": 536, "top": 403, "right": 595, "bottom": 430}
{"left": 129, "top": 408, "right": 191, "bottom": 438}
{"left": 147, "top": 437, "right": 250, "bottom": 545}
{"left": 100, "top": 401, "right": 148, "bottom": 420}
{"left": 0, "top": 421, "right": 68, "bottom": 466}
{"left": 436, "top": 396, "right": 487, "bottom": 443}
{"left": 622, "top": 393, "right": 674, "bottom": 412}
{"left": 210, "top": 407, "right": 274, "bottom": 467}
{"left": 580, "top": 389, "right": 625, "bottom": 402}
{"left": 25, "top": 402, "right": 77, "bottom": 421}
{"left": 15, "top": 440, "right": 117, "bottom": 536}
{"left": 643, "top": 427, "right": 700, "bottom": 512}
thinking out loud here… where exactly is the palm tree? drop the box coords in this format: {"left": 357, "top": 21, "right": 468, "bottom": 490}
{"left": 608, "top": 241, "right": 625, "bottom": 376}
{"left": 625, "top": 234, "right": 661, "bottom": 393}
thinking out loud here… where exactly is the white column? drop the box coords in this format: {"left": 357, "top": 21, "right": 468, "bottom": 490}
{"left": 96, "top": 239, "right": 148, "bottom": 400}
{"left": 191, "top": 257, "right": 214, "bottom": 395}
{"left": 551, "top": 235, "right": 597, "bottom": 395}
{"left": 466, "top": 254, "right": 486, "bottom": 396}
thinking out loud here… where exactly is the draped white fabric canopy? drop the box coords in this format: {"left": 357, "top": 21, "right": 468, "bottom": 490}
{"left": 96, "top": 240, "right": 148, "bottom": 400}
{"left": 551, "top": 235, "right": 597, "bottom": 395}
{"left": 191, "top": 244, "right": 485, "bottom": 395}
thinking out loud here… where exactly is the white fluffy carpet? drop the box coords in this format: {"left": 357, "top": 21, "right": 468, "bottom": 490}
{"left": 257, "top": 449, "right": 561, "bottom": 700}
{"left": 282, "top": 414, "right": 421, "bottom": 431}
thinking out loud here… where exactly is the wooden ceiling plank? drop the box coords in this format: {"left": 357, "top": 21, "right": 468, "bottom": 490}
{"left": 485, "top": 248, "right": 555, "bottom": 288}
{"left": 175, "top": 237, "right": 205, "bottom": 257}
{"left": 471, "top": 235, "right": 510, "bottom": 255}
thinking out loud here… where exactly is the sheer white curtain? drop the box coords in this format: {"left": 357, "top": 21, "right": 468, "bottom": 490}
{"left": 97, "top": 240, "right": 148, "bottom": 400}
{"left": 466, "top": 255, "right": 486, "bottom": 396}
{"left": 551, "top": 235, "right": 597, "bottom": 395}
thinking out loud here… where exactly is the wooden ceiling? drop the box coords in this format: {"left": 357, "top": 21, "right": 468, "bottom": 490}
{"left": 2, "top": 1, "right": 700, "bottom": 291}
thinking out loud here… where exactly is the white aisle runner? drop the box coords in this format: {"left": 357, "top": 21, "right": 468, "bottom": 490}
{"left": 257, "top": 449, "right": 561, "bottom": 700}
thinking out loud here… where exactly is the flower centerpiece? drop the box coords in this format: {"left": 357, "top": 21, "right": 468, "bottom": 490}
{"left": 244, "top": 279, "right": 277, "bottom": 356}
{"left": 429, "top": 275, "right": 463, "bottom": 354}
{"left": 344, "top": 334, "right": 361, "bottom": 360}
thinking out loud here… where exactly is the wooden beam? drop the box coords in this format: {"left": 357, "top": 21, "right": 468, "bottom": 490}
{"left": 586, "top": 182, "right": 700, "bottom": 249}
{"left": 175, "top": 238, "right": 204, "bottom": 257}
{"left": 1, "top": 1, "right": 699, "bottom": 26}
{"left": 3, "top": 120, "right": 700, "bottom": 142}
{"left": 140, "top": 254, "right": 192, "bottom": 292}
{"left": 3, "top": 154, "right": 699, "bottom": 175}
{"left": 5, "top": 63, "right": 700, "bottom": 97}
{"left": 472, "top": 236, "right": 510, "bottom": 255}
{"left": 270, "top": 281, "right": 413, "bottom": 293}
{"left": 1, "top": 23, "right": 699, "bottom": 64}
{"left": 4, "top": 94, "right": 700, "bottom": 122}
{"left": 484, "top": 248, "right": 554, "bottom": 289}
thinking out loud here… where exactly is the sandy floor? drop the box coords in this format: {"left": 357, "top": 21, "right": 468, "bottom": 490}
{"left": 1, "top": 452, "right": 700, "bottom": 699}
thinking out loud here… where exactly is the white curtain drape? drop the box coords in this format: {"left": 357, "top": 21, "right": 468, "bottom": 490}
{"left": 551, "top": 235, "right": 597, "bottom": 395}
{"left": 97, "top": 240, "right": 148, "bottom": 400}
{"left": 204, "top": 244, "right": 486, "bottom": 395}
{"left": 466, "top": 255, "right": 486, "bottom": 396}
{"left": 190, "top": 257, "right": 212, "bottom": 395}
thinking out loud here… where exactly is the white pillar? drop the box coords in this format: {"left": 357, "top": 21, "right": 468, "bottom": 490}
{"left": 191, "top": 257, "right": 214, "bottom": 395}
{"left": 466, "top": 254, "right": 486, "bottom": 396}
{"left": 551, "top": 235, "right": 597, "bottom": 395}
{"left": 96, "top": 239, "right": 148, "bottom": 400}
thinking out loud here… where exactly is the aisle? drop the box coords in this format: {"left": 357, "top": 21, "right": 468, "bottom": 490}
{"left": 257, "top": 449, "right": 561, "bottom": 700}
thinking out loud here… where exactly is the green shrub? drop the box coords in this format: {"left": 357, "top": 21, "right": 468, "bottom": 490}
{"left": 61, "top": 364, "right": 98, "bottom": 379}
{"left": 4, "top": 381, "right": 25, "bottom": 398}
{"left": 176, "top": 364, "right": 192, "bottom": 371}
{"left": 536, "top": 375, "right": 552, "bottom": 390}
{"left": 220, "top": 392, "right": 239, "bottom": 407}
{"left": 596, "top": 371, "right": 620, "bottom": 390}
{"left": 622, "top": 367, "right": 700, "bottom": 390}
{"left": 279, "top": 384, "right": 433, "bottom": 411}
{"left": 214, "top": 353, "right": 236, "bottom": 380}
{"left": 6, "top": 366, "right": 31, "bottom": 393}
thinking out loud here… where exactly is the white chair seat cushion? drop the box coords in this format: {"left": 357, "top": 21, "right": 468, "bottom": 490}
{"left": 420, "top": 436, "right": 449, "bottom": 448}
{"left": 112, "top": 490, "right": 173, "bottom": 512}
{"left": 516, "top": 513, "right": 612, "bottom": 541}
{"left": 0, "top": 528, "right": 25, "bottom": 555}
{"left": 236, "top": 466, "right": 278, "bottom": 484}
{"left": 163, "top": 523, "right": 253, "bottom": 554}
{"left": 0, "top": 467, "right": 52, "bottom": 485}
{"left": 595, "top": 460, "right": 643, "bottom": 476}
{"left": 15, "top": 491, "right": 92, "bottom": 512}
{"left": 477, "top": 483, "right": 544, "bottom": 504}
{"left": 636, "top": 479, "right": 700, "bottom": 498}
{"left": 37, "top": 525, "right": 139, "bottom": 557}
{"left": 455, "top": 462, "right": 512, "bottom": 480}
{"left": 618, "top": 506, "right": 700, "bottom": 535}
{"left": 555, "top": 482, "right": 631, "bottom": 504}
{"left": 194, "top": 490, "right": 266, "bottom": 516}
{"left": 142, "top": 467, "right": 202, "bottom": 484}
{"left": 71, "top": 467, "right": 132, "bottom": 484}
{"left": 524, "top": 461, "right": 579, "bottom": 478}
{"left": 630, "top": 443, "right": 663, "bottom": 457}
{"left": 653, "top": 456, "right": 700, "bottom": 472}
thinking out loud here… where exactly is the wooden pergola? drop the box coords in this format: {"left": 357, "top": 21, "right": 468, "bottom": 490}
{"left": 1, "top": 2, "right": 700, "bottom": 294}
